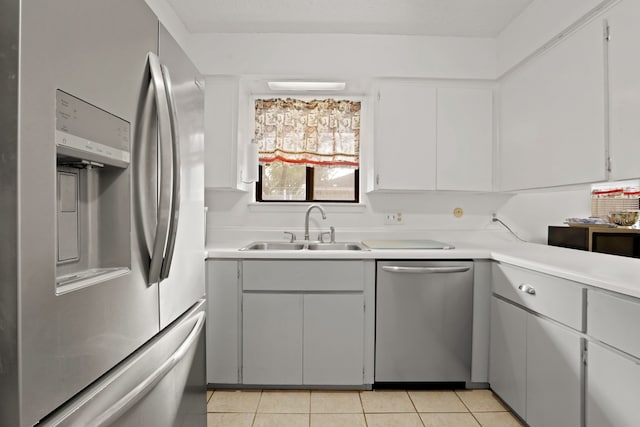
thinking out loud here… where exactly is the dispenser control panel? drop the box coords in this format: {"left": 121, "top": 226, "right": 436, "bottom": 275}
{"left": 55, "top": 90, "right": 130, "bottom": 167}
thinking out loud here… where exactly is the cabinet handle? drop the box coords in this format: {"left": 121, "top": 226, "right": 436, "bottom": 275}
{"left": 382, "top": 265, "right": 471, "bottom": 274}
{"left": 376, "top": 174, "right": 380, "bottom": 186}
{"left": 518, "top": 283, "right": 536, "bottom": 295}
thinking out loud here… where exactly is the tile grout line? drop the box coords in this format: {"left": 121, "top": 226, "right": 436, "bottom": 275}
{"left": 405, "top": 390, "right": 427, "bottom": 426}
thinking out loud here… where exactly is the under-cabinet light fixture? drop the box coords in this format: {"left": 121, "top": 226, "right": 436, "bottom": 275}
{"left": 267, "top": 81, "right": 346, "bottom": 91}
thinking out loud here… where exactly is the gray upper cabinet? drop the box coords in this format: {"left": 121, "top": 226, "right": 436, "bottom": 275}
{"left": 498, "top": 17, "right": 606, "bottom": 190}
{"left": 374, "top": 80, "right": 438, "bottom": 191}
{"left": 605, "top": 0, "right": 640, "bottom": 181}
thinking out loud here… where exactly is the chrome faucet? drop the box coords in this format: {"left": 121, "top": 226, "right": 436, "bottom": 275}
{"left": 304, "top": 204, "right": 326, "bottom": 241}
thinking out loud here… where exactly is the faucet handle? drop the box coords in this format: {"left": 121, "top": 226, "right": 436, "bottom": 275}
{"left": 283, "top": 231, "right": 296, "bottom": 243}
{"left": 329, "top": 226, "right": 335, "bottom": 243}
{"left": 318, "top": 231, "right": 331, "bottom": 243}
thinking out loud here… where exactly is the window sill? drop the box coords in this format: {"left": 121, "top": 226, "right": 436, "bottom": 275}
{"left": 247, "top": 202, "right": 367, "bottom": 214}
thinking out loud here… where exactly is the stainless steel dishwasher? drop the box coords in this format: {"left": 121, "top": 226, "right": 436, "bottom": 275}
{"left": 375, "top": 260, "right": 474, "bottom": 384}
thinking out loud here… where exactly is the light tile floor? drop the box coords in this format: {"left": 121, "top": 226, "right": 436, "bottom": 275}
{"left": 206, "top": 389, "right": 524, "bottom": 427}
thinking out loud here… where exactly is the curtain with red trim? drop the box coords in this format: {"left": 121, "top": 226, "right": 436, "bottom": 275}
{"left": 255, "top": 98, "right": 360, "bottom": 168}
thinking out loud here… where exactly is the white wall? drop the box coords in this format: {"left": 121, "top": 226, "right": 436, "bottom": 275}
{"left": 190, "top": 33, "right": 496, "bottom": 79}
{"left": 495, "top": 186, "right": 592, "bottom": 244}
{"left": 205, "top": 189, "right": 513, "bottom": 243}
{"left": 497, "top": 0, "right": 616, "bottom": 76}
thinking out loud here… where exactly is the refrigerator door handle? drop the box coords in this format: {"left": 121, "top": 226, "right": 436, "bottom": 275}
{"left": 160, "top": 64, "right": 181, "bottom": 281}
{"left": 93, "top": 311, "right": 205, "bottom": 427}
{"left": 147, "top": 52, "right": 173, "bottom": 285}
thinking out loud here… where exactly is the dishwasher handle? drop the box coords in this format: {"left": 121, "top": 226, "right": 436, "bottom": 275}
{"left": 381, "top": 265, "right": 471, "bottom": 274}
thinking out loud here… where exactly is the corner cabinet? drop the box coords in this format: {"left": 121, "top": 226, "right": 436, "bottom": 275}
{"left": 489, "top": 262, "right": 584, "bottom": 427}
{"left": 498, "top": 17, "right": 606, "bottom": 190}
{"left": 586, "top": 290, "right": 640, "bottom": 427}
{"left": 373, "top": 81, "right": 493, "bottom": 192}
{"left": 206, "top": 259, "right": 375, "bottom": 387}
{"left": 605, "top": 0, "right": 640, "bottom": 181}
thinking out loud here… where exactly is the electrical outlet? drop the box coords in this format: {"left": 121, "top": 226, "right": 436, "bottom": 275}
{"left": 384, "top": 212, "right": 404, "bottom": 225}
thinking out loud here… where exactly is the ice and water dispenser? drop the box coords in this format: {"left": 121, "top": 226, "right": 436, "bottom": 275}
{"left": 55, "top": 90, "right": 131, "bottom": 293}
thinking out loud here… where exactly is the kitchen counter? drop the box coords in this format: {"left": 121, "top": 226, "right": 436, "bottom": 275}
{"left": 206, "top": 236, "right": 640, "bottom": 299}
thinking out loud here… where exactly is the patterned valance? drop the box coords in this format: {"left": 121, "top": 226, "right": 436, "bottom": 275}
{"left": 255, "top": 98, "right": 360, "bottom": 168}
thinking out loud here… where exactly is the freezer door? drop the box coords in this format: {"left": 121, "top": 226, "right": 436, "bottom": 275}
{"left": 17, "top": 1, "right": 160, "bottom": 425}
{"left": 40, "top": 300, "right": 206, "bottom": 427}
{"left": 157, "top": 25, "right": 206, "bottom": 329}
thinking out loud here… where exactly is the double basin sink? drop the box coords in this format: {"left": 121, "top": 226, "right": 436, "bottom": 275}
{"left": 240, "top": 241, "right": 369, "bottom": 251}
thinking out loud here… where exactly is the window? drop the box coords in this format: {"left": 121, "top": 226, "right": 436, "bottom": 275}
{"left": 254, "top": 98, "right": 360, "bottom": 202}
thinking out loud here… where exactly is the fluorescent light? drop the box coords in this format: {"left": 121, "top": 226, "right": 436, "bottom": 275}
{"left": 267, "top": 81, "right": 346, "bottom": 91}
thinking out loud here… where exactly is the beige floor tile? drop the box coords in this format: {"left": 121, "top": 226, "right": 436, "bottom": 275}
{"left": 257, "top": 390, "right": 311, "bottom": 413}
{"left": 456, "top": 390, "right": 507, "bottom": 412}
{"left": 360, "top": 391, "right": 415, "bottom": 413}
{"left": 420, "top": 412, "right": 481, "bottom": 427}
{"left": 310, "top": 391, "right": 363, "bottom": 413}
{"left": 207, "top": 390, "right": 262, "bottom": 413}
{"left": 252, "top": 413, "right": 310, "bottom": 427}
{"left": 365, "top": 413, "right": 424, "bottom": 427}
{"left": 206, "top": 390, "right": 213, "bottom": 402}
{"left": 206, "top": 412, "right": 254, "bottom": 427}
{"left": 474, "top": 412, "right": 525, "bottom": 427}
{"left": 409, "top": 391, "right": 468, "bottom": 413}
{"left": 310, "top": 413, "right": 367, "bottom": 427}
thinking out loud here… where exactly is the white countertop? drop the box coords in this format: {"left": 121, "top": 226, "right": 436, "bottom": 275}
{"left": 206, "top": 234, "right": 640, "bottom": 299}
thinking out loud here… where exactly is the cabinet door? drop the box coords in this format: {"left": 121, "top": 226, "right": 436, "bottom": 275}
{"left": 489, "top": 297, "right": 526, "bottom": 416}
{"left": 607, "top": 1, "right": 640, "bottom": 181}
{"left": 498, "top": 18, "right": 606, "bottom": 190}
{"left": 587, "top": 341, "right": 640, "bottom": 427}
{"left": 526, "top": 315, "right": 582, "bottom": 427}
{"left": 303, "top": 294, "right": 364, "bottom": 385}
{"left": 206, "top": 260, "right": 239, "bottom": 384}
{"left": 437, "top": 88, "right": 493, "bottom": 191}
{"left": 242, "top": 293, "right": 303, "bottom": 384}
{"left": 374, "top": 80, "right": 437, "bottom": 190}
{"left": 204, "top": 76, "right": 238, "bottom": 189}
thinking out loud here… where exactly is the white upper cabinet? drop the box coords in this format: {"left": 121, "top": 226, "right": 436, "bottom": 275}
{"left": 437, "top": 88, "right": 493, "bottom": 191}
{"left": 606, "top": 0, "right": 640, "bottom": 181}
{"left": 498, "top": 17, "right": 607, "bottom": 191}
{"left": 374, "top": 80, "right": 437, "bottom": 191}
{"left": 204, "top": 76, "right": 239, "bottom": 189}
{"left": 373, "top": 81, "right": 493, "bottom": 192}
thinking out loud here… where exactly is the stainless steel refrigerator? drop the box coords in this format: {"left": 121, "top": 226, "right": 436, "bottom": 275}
{"left": 0, "top": 0, "right": 206, "bottom": 425}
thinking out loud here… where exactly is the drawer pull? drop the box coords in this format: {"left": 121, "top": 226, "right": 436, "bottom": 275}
{"left": 518, "top": 283, "right": 536, "bottom": 295}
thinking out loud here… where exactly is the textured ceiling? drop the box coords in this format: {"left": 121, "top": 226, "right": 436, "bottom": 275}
{"left": 167, "top": 0, "right": 534, "bottom": 37}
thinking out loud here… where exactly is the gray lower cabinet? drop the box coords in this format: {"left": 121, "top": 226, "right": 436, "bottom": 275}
{"left": 526, "top": 314, "right": 582, "bottom": 427}
{"left": 242, "top": 292, "right": 365, "bottom": 385}
{"left": 242, "top": 293, "right": 304, "bottom": 385}
{"left": 490, "top": 297, "right": 582, "bottom": 427}
{"left": 206, "top": 260, "right": 240, "bottom": 384}
{"left": 303, "top": 294, "right": 364, "bottom": 385}
{"left": 239, "top": 260, "right": 374, "bottom": 386}
{"left": 489, "top": 297, "right": 527, "bottom": 416}
{"left": 586, "top": 289, "right": 640, "bottom": 427}
{"left": 586, "top": 341, "right": 640, "bottom": 427}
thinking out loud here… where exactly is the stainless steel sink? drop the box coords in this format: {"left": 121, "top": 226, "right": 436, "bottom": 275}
{"left": 239, "top": 241, "right": 305, "bottom": 251}
{"left": 239, "top": 241, "right": 369, "bottom": 251}
{"left": 306, "top": 242, "right": 368, "bottom": 251}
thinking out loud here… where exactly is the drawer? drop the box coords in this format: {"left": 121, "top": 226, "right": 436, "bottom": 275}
{"left": 242, "top": 260, "right": 364, "bottom": 292}
{"left": 492, "top": 263, "right": 585, "bottom": 331}
{"left": 588, "top": 290, "right": 640, "bottom": 359}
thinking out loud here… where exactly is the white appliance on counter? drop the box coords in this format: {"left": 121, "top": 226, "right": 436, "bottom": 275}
{"left": 0, "top": 1, "right": 206, "bottom": 425}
